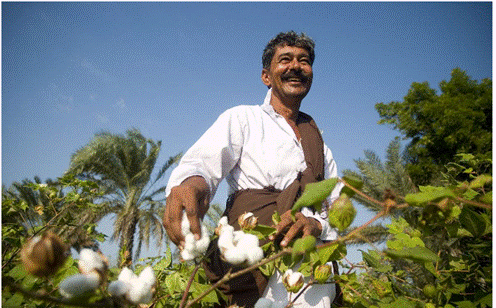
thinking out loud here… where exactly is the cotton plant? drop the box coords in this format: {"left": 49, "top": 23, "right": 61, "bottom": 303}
{"left": 59, "top": 248, "right": 109, "bottom": 299}
{"left": 216, "top": 215, "right": 264, "bottom": 266}
{"left": 180, "top": 212, "right": 211, "bottom": 261}
{"left": 20, "top": 232, "right": 68, "bottom": 278}
{"left": 253, "top": 270, "right": 304, "bottom": 308}
{"left": 282, "top": 269, "right": 304, "bottom": 293}
{"left": 108, "top": 266, "right": 156, "bottom": 305}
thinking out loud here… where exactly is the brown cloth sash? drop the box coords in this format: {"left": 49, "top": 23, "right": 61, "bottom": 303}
{"left": 203, "top": 112, "right": 341, "bottom": 307}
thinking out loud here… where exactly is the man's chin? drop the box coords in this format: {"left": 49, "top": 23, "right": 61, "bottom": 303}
{"left": 284, "top": 87, "right": 311, "bottom": 99}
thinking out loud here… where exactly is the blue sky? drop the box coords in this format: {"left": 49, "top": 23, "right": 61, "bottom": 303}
{"left": 2, "top": 2, "right": 492, "bottom": 262}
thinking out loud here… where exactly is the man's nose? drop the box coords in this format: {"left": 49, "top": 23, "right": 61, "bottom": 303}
{"left": 288, "top": 59, "right": 302, "bottom": 71}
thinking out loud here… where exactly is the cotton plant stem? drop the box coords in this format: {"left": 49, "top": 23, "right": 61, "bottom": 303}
{"left": 344, "top": 283, "right": 372, "bottom": 306}
{"left": 342, "top": 210, "right": 388, "bottom": 243}
{"left": 315, "top": 210, "right": 388, "bottom": 251}
{"left": 185, "top": 247, "right": 292, "bottom": 308}
{"left": 179, "top": 263, "right": 202, "bottom": 308}
{"left": 339, "top": 178, "right": 385, "bottom": 209}
{"left": 455, "top": 196, "right": 492, "bottom": 210}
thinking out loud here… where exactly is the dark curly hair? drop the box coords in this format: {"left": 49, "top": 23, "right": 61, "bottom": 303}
{"left": 262, "top": 31, "right": 315, "bottom": 69}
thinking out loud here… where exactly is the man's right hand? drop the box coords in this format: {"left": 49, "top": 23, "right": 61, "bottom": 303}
{"left": 163, "top": 176, "right": 210, "bottom": 250}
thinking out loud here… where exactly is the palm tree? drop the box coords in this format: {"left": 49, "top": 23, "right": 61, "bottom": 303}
{"left": 66, "top": 128, "right": 181, "bottom": 266}
{"left": 342, "top": 137, "right": 418, "bottom": 245}
{"left": 343, "top": 137, "right": 417, "bottom": 211}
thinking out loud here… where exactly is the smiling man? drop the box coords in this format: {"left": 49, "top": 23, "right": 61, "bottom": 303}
{"left": 164, "top": 31, "right": 342, "bottom": 307}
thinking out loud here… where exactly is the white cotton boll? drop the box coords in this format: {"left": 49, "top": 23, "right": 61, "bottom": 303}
{"left": 223, "top": 247, "right": 247, "bottom": 265}
{"left": 283, "top": 269, "right": 293, "bottom": 279}
{"left": 254, "top": 298, "right": 274, "bottom": 308}
{"left": 118, "top": 267, "right": 138, "bottom": 284}
{"left": 195, "top": 224, "right": 211, "bottom": 254}
{"left": 233, "top": 231, "right": 245, "bottom": 245}
{"left": 288, "top": 271, "right": 304, "bottom": 287}
{"left": 138, "top": 266, "right": 156, "bottom": 287}
{"left": 127, "top": 280, "right": 153, "bottom": 304}
{"left": 215, "top": 216, "right": 230, "bottom": 236}
{"left": 218, "top": 225, "right": 235, "bottom": 251}
{"left": 181, "top": 212, "right": 191, "bottom": 236}
{"left": 235, "top": 233, "right": 262, "bottom": 266}
{"left": 108, "top": 280, "right": 130, "bottom": 297}
{"left": 238, "top": 233, "right": 260, "bottom": 248}
{"left": 78, "top": 248, "right": 105, "bottom": 274}
{"left": 59, "top": 272, "right": 100, "bottom": 299}
{"left": 184, "top": 233, "right": 196, "bottom": 251}
{"left": 181, "top": 248, "right": 196, "bottom": 261}
{"left": 218, "top": 216, "right": 229, "bottom": 226}
{"left": 246, "top": 246, "right": 264, "bottom": 266}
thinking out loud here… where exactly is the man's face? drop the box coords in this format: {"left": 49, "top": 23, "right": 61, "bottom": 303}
{"left": 262, "top": 45, "right": 313, "bottom": 102}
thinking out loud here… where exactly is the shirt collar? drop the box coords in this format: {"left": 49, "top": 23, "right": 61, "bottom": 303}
{"left": 261, "top": 88, "right": 278, "bottom": 118}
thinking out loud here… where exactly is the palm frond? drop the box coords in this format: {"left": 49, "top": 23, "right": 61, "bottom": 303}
{"left": 343, "top": 225, "right": 390, "bottom": 245}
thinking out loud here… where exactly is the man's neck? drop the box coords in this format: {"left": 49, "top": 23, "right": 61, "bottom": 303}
{"left": 270, "top": 96, "right": 302, "bottom": 123}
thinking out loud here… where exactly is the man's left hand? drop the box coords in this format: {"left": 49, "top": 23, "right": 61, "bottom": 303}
{"left": 269, "top": 210, "right": 322, "bottom": 247}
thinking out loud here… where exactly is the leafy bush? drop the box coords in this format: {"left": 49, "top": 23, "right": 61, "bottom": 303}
{"left": 2, "top": 154, "right": 491, "bottom": 308}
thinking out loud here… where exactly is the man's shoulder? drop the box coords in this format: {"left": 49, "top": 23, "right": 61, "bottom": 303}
{"left": 221, "top": 104, "right": 263, "bottom": 117}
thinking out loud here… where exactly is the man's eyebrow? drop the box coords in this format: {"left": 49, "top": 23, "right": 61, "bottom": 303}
{"left": 277, "top": 51, "right": 310, "bottom": 59}
{"left": 277, "top": 52, "right": 293, "bottom": 58}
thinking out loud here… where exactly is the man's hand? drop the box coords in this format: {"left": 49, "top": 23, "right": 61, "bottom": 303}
{"left": 269, "top": 210, "right": 322, "bottom": 247}
{"left": 163, "top": 176, "right": 210, "bottom": 250}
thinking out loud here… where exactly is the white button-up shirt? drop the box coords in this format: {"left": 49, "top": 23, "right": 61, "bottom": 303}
{"left": 166, "top": 89, "right": 342, "bottom": 241}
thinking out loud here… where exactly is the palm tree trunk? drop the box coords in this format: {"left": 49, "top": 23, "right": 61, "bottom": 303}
{"left": 119, "top": 188, "right": 140, "bottom": 268}
{"left": 119, "top": 215, "right": 138, "bottom": 268}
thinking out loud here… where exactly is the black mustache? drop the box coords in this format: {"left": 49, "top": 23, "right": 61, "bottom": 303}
{"left": 281, "top": 72, "right": 308, "bottom": 82}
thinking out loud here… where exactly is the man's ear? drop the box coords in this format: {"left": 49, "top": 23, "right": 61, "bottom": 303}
{"left": 261, "top": 68, "right": 271, "bottom": 87}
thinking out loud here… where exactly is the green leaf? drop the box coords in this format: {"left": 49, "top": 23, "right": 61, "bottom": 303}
{"left": 340, "top": 175, "right": 363, "bottom": 197}
{"left": 462, "top": 188, "right": 479, "bottom": 200}
{"left": 480, "top": 191, "right": 492, "bottom": 204}
{"left": 405, "top": 186, "right": 455, "bottom": 206}
{"left": 4, "top": 292, "right": 24, "bottom": 308}
{"left": 154, "top": 254, "right": 172, "bottom": 272}
{"left": 361, "top": 250, "right": 392, "bottom": 273}
{"left": 385, "top": 246, "right": 439, "bottom": 263}
{"left": 7, "top": 264, "right": 28, "bottom": 281}
{"left": 190, "top": 281, "right": 218, "bottom": 303}
{"left": 459, "top": 207, "right": 486, "bottom": 237}
{"left": 476, "top": 293, "right": 492, "bottom": 306}
{"left": 248, "top": 224, "right": 276, "bottom": 239}
{"left": 259, "top": 260, "right": 276, "bottom": 277}
{"left": 291, "top": 236, "right": 316, "bottom": 262}
{"left": 453, "top": 301, "right": 477, "bottom": 308}
{"left": 291, "top": 178, "right": 338, "bottom": 215}
{"left": 272, "top": 211, "right": 282, "bottom": 225}
{"left": 376, "top": 296, "right": 417, "bottom": 308}
{"left": 164, "top": 272, "right": 185, "bottom": 295}
{"left": 318, "top": 242, "right": 346, "bottom": 264}
{"left": 469, "top": 174, "right": 492, "bottom": 189}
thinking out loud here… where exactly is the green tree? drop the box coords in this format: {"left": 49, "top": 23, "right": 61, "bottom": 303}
{"left": 2, "top": 176, "right": 105, "bottom": 252}
{"left": 66, "top": 128, "right": 181, "bottom": 266}
{"left": 375, "top": 68, "right": 492, "bottom": 185}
